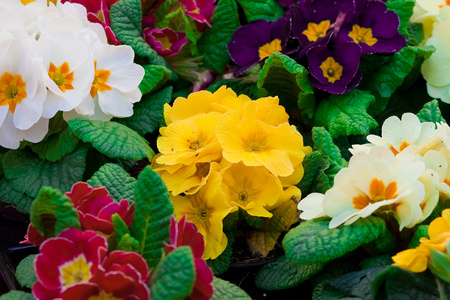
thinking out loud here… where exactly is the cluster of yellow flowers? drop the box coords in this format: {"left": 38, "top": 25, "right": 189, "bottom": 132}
{"left": 152, "top": 86, "right": 312, "bottom": 259}
{"left": 392, "top": 209, "right": 450, "bottom": 276}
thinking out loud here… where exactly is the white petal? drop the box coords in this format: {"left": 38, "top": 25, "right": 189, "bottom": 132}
{"left": 298, "top": 193, "right": 326, "bottom": 220}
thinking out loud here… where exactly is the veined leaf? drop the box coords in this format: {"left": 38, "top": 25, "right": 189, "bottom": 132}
{"left": 130, "top": 166, "right": 173, "bottom": 268}
{"left": 112, "top": 214, "right": 140, "bottom": 252}
{"left": 30, "top": 126, "right": 79, "bottom": 162}
{"left": 0, "top": 178, "right": 34, "bottom": 214}
{"left": 0, "top": 291, "right": 34, "bottom": 300}
{"left": 211, "top": 277, "right": 252, "bottom": 300}
{"left": 386, "top": 0, "right": 415, "bottom": 37}
{"left": 235, "top": 0, "right": 284, "bottom": 22}
{"left": 139, "top": 65, "right": 171, "bottom": 95}
{"left": 417, "top": 100, "right": 445, "bottom": 124}
{"left": 15, "top": 255, "right": 37, "bottom": 289}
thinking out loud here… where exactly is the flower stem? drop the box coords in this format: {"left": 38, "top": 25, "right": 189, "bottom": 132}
{"left": 435, "top": 275, "right": 447, "bottom": 300}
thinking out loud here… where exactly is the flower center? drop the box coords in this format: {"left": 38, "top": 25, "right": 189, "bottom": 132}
{"left": 89, "top": 291, "right": 121, "bottom": 300}
{"left": 0, "top": 71, "right": 27, "bottom": 113}
{"left": 48, "top": 62, "right": 75, "bottom": 92}
{"left": 348, "top": 25, "right": 377, "bottom": 46}
{"left": 258, "top": 39, "right": 282, "bottom": 60}
{"left": 389, "top": 141, "right": 410, "bottom": 155}
{"left": 237, "top": 191, "right": 249, "bottom": 203}
{"left": 59, "top": 255, "right": 92, "bottom": 288}
{"left": 195, "top": 207, "right": 208, "bottom": 222}
{"left": 352, "top": 178, "right": 398, "bottom": 210}
{"left": 248, "top": 143, "right": 263, "bottom": 152}
{"left": 189, "top": 141, "right": 202, "bottom": 151}
{"left": 320, "top": 57, "right": 343, "bottom": 83}
{"left": 194, "top": 162, "right": 210, "bottom": 178}
{"left": 155, "top": 35, "right": 172, "bottom": 50}
{"left": 90, "top": 61, "right": 112, "bottom": 98}
{"left": 303, "top": 20, "right": 331, "bottom": 42}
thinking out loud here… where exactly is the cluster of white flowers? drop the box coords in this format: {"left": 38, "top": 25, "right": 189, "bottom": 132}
{"left": 0, "top": 0, "right": 144, "bottom": 149}
{"left": 299, "top": 113, "right": 450, "bottom": 230}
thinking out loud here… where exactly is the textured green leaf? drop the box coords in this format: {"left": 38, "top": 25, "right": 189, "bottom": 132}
{"left": 30, "top": 127, "right": 79, "bottom": 162}
{"left": 151, "top": 246, "right": 195, "bottom": 300}
{"left": 197, "top": 0, "right": 240, "bottom": 73}
{"left": 30, "top": 186, "right": 80, "bottom": 237}
{"left": 68, "top": 118, "right": 154, "bottom": 160}
{"left": 207, "top": 78, "right": 266, "bottom": 99}
{"left": 311, "top": 127, "right": 347, "bottom": 167}
{"left": 283, "top": 216, "right": 389, "bottom": 264}
{"left": 87, "top": 163, "right": 136, "bottom": 202}
{"left": 211, "top": 277, "right": 252, "bottom": 300}
{"left": 207, "top": 232, "right": 233, "bottom": 275}
{"left": 359, "top": 255, "right": 393, "bottom": 270}
{"left": 110, "top": 0, "right": 169, "bottom": 67}
{"left": 3, "top": 145, "right": 88, "bottom": 198}
{"left": 258, "top": 52, "right": 315, "bottom": 121}
{"left": 235, "top": 0, "right": 283, "bottom": 22}
{"left": 298, "top": 151, "right": 324, "bottom": 195}
{"left": 408, "top": 22, "right": 424, "bottom": 46}
{"left": 115, "top": 86, "right": 172, "bottom": 136}
{"left": 408, "top": 225, "right": 429, "bottom": 249}
{"left": 0, "top": 291, "right": 34, "bottom": 300}
{"left": 139, "top": 65, "right": 171, "bottom": 95}
{"left": 112, "top": 214, "right": 140, "bottom": 251}
{"left": 15, "top": 254, "right": 37, "bottom": 289}
{"left": 0, "top": 178, "right": 34, "bottom": 213}
{"left": 386, "top": 0, "right": 415, "bottom": 37}
{"left": 255, "top": 256, "right": 326, "bottom": 290}
{"left": 417, "top": 100, "right": 445, "bottom": 124}
{"left": 314, "top": 90, "right": 378, "bottom": 138}
{"left": 130, "top": 166, "right": 173, "bottom": 268}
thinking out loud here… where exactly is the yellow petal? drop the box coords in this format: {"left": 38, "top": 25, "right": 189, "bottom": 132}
{"left": 392, "top": 246, "right": 430, "bottom": 273}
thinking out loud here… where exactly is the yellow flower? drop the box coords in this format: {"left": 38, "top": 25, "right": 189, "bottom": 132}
{"left": 429, "top": 208, "right": 450, "bottom": 239}
{"left": 242, "top": 96, "right": 289, "bottom": 127}
{"left": 171, "top": 171, "right": 234, "bottom": 260}
{"left": 266, "top": 185, "right": 302, "bottom": 211}
{"left": 221, "top": 162, "right": 283, "bottom": 218}
{"left": 216, "top": 103, "right": 309, "bottom": 177}
{"left": 156, "top": 112, "right": 222, "bottom": 166}
{"left": 392, "top": 245, "right": 430, "bottom": 273}
{"left": 164, "top": 86, "right": 251, "bottom": 125}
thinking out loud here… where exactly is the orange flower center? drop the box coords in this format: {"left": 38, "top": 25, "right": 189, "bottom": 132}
{"left": 0, "top": 71, "right": 27, "bottom": 113}
{"left": 389, "top": 141, "right": 410, "bottom": 155}
{"left": 90, "top": 61, "right": 112, "bottom": 98}
{"left": 48, "top": 62, "right": 75, "bottom": 92}
{"left": 352, "top": 178, "right": 398, "bottom": 209}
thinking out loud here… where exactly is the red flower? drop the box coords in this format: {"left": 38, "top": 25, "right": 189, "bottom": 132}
{"left": 66, "top": 182, "right": 134, "bottom": 236}
{"left": 179, "top": 0, "right": 216, "bottom": 32}
{"left": 165, "top": 215, "right": 214, "bottom": 300}
{"left": 143, "top": 27, "right": 188, "bottom": 57}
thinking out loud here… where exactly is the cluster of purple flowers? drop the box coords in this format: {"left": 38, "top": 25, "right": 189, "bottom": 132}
{"left": 228, "top": 0, "right": 406, "bottom": 94}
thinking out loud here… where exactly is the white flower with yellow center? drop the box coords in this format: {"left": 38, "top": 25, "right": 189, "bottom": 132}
{"left": 350, "top": 113, "right": 436, "bottom": 155}
{"left": 299, "top": 147, "right": 426, "bottom": 230}
{"left": 410, "top": 0, "right": 450, "bottom": 42}
{"left": 65, "top": 42, "right": 144, "bottom": 121}
{"left": 34, "top": 32, "right": 94, "bottom": 118}
{"left": 0, "top": 34, "right": 47, "bottom": 149}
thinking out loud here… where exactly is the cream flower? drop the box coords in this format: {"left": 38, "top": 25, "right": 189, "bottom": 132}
{"left": 410, "top": 0, "right": 450, "bottom": 42}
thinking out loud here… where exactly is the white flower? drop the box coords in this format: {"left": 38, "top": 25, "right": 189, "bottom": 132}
{"left": 298, "top": 193, "right": 326, "bottom": 220}
{"left": 0, "top": 114, "right": 48, "bottom": 149}
{"left": 34, "top": 31, "right": 94, "bottom": 118}
{"left": 66, "top": 42, "right": 144, "bottom": 121}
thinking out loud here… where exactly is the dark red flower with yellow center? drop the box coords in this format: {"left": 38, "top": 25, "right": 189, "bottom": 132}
{"left": 143, "top": 27, "right": 188, "bottom": 57}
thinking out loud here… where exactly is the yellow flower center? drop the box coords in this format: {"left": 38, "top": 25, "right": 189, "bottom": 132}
{"left": 0, "top": 71, "right": 27, "bottom": 114}
{"left": 348, "top": 25, "right": 378, "bottom": 46}
{"left": 303, "top": 20, "right": 331, "bottom": 42}
{"left": 352, "top": 178, "right": 398, "bottom": 210}
{"left": 89, "top": 291, "right": 121, "bottom": 300}
{"left": 237, "top": 190, "right": 249, "bottom": 203}
{"left": 258, "top": 39, "right": 282, "bottom": 60}
{"left": 90, "top": 61, "right": 112, "bottom": 98}
{"left": 189, "top": 141, "right": 202, "bottom": 151}
{"left": 389, "top": 141, "right": 410, "bottom": 155}
{"left": 320, "top": 57, "right": 343, "bottom": 83}
{"left": 48, "top": 62, "right": 75, "bottom": 92}
{"left": 195, "top": 207, "right": 208, "bottom": 222}
{"left": 155, "top": 35, "right": 172, "bottom": 50}
{"left": 59, "top": 255, "right": 92, "bottom": 287}
{"left": 21, "top": 0, "right": 57, "bottom": 5}
{"left": 248, "top": 143, "right": 263, "bottom": 152}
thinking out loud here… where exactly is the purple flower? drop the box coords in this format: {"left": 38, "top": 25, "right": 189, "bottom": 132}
{"left": 276, "top": 0, "right": 298, "bottom": 8}
{"left": 338, "top": 0, "right": 406, "bottom": 55}
{"left": 228, "top": 17, "right": 291, "bottom": 77}
{"left": 143, "top": 27, "right": 188, "bottom": 57}
{"left": 307, "top": 41, "right": 362, "bottom": 94}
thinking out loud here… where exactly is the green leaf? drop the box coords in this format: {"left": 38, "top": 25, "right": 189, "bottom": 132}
{"left": 360, "top": 255, "right": 393, "bottom": 270}
{"left": 255, "top": 256, "right": 326, "bottom": 290}
{"left": 283, "top": 216, "right": 390, "bottom": 264}
{"left": 311, "top": 127, "right": 347, "bottom": 167}
{"left": 139, "top": 65, "right": 172, "bottom": 95}
{"left": 417, "top": 100, "right": 445, "bottom": 124}
{"left": 386, "top": 0, "right": 415, "bottom": 37}
{"left": 68, "top": 118, "right": 154, "bottom": 160}
{"left": 258, "top": 52, "right": 315, "bottom": 121}
{"left": 235, "top": 0, "right": 284, "bottom": 22}
{"left": 87, "top": 163, "right": 136, "bottom": 202}
{"left": 115, "top": 86, "right": 172, "bottom": 136}
{"left": 30, "top": 127, "right": 79, "bottom": 162}
{"left": 0, "top": 178, "right": 34, "bottom": 213}
{"left": 112, "top": 214, "right": 140, "bottom": 251}
{"left": 151, "top": 246, "right": 195, "bottom": 300}
{"left": 197, "top": 0, "right": 240, "bottom": 73}
{"left": 428, "top": 249, "right": 450, "bottom": 283}
{"left": 314, "top": 90, "right": 378, "bottom": 138}
{"left": 3, "top": 145, "right": 88, "bottom": 198}
{"left": 298, "top": 151, "right": 324, "bottom": 195}
{"left": 15, "top": 254, "right": 37, "bottom": 288}
{"left": 30, "top": 186, "right": 80, "bottom": 237}
{"left": 408, "top": 22, "right": 424, "bottom": 46}
{"left": 110, "top": 0, "right": 169, "bottom": 67}
{"left": 211, "top": 277, "right": 252, "bottom": 300}
{"left": 130, "top": 166, "right": 173, "bottom": 268}
{"left": 0, "top": 291, "right": 34, "bottom": 300}
{"left": 207, "top": 232, "right": 233, "bottom": 275}
{"left": 408, "top": 225, "right": 429, "bottom": 249}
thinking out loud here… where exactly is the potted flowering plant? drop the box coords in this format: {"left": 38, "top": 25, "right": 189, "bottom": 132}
{"left": 3, "top": 0, "right": 450, "bottom": 298}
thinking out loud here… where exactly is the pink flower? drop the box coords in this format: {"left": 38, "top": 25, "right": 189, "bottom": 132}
{"left": 66, "top": 182, "right": 134, "bottom": 236}
{"left": 143, "top": 27, "right": 188, "bottom": 57}
{"left": 32, "top": 228, "right": 150, "bottom": 299}
{"left": 20, "top": 224, "right": 47, "bottom": 246}
{"left": 165, "top": 215, "right": 214, "bottom": 300}
{"left": 61, "top": 0, "right": 121, "bottom": 45}
{"left": 179, "top": 0, "right": 216, "bottom": 32}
